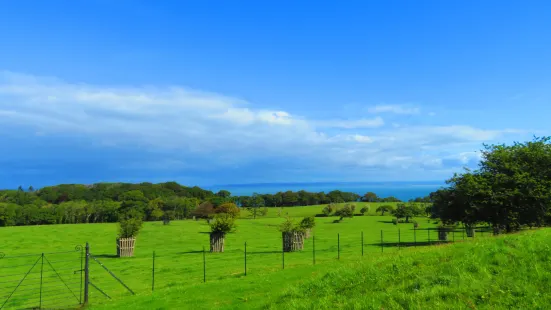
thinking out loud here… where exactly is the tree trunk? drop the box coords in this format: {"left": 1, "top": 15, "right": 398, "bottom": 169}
{"left": 282, "top": 231, "right": 304, "bottom": 252}
{"left": 210, "top": 232, "right": 225, "bottom": 252}
{"left": 466, "top": 226, "right": 475, "bottom": 238}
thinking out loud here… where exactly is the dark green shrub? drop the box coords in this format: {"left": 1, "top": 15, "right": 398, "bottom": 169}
{"left": 392, "top": 218, "right": 398, "bottom": 225}
{"left": 335, "top": 204, "right": 354, "bottom": 220}
{"left": 360, "top": 206, "right": 369, "bottom": 215}
{"left": 118, "top": 210, "right": 143, "bottom": 238}
{"left": 300, "top": 216, "right": 316, "bottom": 229}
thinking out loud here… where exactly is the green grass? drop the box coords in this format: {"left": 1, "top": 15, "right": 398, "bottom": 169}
{"left": 87, "top": 228, "right": 551, "bottom": 310}
{"left": 0, "top": 204, "right": 482, "bottom": 309}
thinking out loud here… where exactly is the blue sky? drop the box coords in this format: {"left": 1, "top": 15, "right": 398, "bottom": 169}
{"left": 0, "top": 0, "right": 550, "bottom": 189}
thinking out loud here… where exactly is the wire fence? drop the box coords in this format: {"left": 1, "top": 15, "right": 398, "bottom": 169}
{"left": 0, "top": 247, "right": 84, "bottom": 310}
{"left": 0, "top": 225, "right": 504, "bottom": 308}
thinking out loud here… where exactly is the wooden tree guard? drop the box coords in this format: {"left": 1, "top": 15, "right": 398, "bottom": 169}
{"left": 282, "top": 231, "right": 304, "bottom": 252}
{"left": 438, "top": 229, "right": 449, "bottom": 241}
{"left": 466, "top": 227, "right": 475, "bottom": 237}
{"left": 303, "top": 228, "right": 312, "bottom": 239}
{"left": 210, "top": 232, "right": 225, "bottom": 252}
{"left": 117, "top": 237, "right": 136, "bottom": 257}
{"left": 163, "top": 218, "right": 170, "bottom": 225}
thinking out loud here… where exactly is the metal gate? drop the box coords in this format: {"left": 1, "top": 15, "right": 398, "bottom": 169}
{"left": 0, "top": 246, "right": 84, "bottom": 309}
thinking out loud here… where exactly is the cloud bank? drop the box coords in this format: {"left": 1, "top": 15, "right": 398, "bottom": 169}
{"left": 0, "top": 71, "right": 530, "bottom": 185}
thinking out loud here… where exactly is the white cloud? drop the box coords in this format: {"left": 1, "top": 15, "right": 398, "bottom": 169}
{"left": 0, "top": 71, "right": 530, "bottom": 176}
{"left": 350, "top": 134, "right": 373, "bottom": 143}
{"left": 367, "top": 104, "right": 420, "bottom": 115}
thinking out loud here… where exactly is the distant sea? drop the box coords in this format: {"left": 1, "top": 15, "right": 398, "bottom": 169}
{"left": 204, "top": 181, "right": 446, "bottom": 201}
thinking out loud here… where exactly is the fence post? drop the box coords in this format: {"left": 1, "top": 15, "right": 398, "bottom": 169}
{"left": 79, "top": 246, "right": 84, "bottom": 304}
{"left": 337, "top": 233, "right": 340, "bottom": 260}
{"left": 414, "top": 227, "right": 417, "bottom": 247}
{"left": 203, "top": 246, "right": 206, "bottom": 283}
{"left": 361, "top": 231, "right": 364, "bottom": 257}
{"left": 312, "top": 235, "right": 316, "bottom": 265}
{"left": 398, "top": 229, "right": 401, "bottom": 250}
{"left": 244, "top": 242, "right": 247, "bottom": 276}
{"left": 152, "top": 251, "right": 155, "bottom": 292}
{"left": 428, "top": 229, "right": 430, "bottom": 245}
{"left": 282, "top": 241, "right": 285, "bottom": 270}
{"left": 84, "top": 243, "right": 90, "bottom": 305}
{"left": 39, "top": 253, "right": 44, "bottom": 309}
{"left": 381, "top": 230, "right": 384, "bottom": 253}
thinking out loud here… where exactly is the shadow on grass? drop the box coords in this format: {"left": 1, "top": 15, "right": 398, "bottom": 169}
{"left": 92, "top": 254, "right": 119, "bottom": 258}
{"left": 367, "top": 241, "right": 453, "bottom": 248}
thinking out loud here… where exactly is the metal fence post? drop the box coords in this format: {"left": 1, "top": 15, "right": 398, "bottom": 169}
{"left": 282, "top": 241, "right": 285, "bottom": 270}
{"left": 428, "top": 229, "right": 431, "bottom": 245}
{"left": 152, "top": 251, "right": 155, "bottom": 292}
{"left": 381, "top": 230, "right": 384, "bottom": 253}
{"left": 398, "top": 229, "right": 401, "bottom": 250}
{"left": 337, "top": 233, "right": 340, "bottom": 260}
{"left": 84, "top": 243, "right": 90, "bottom": 304}
{"left": 313, "top": 235, "right": 316, "bottom": 265}
{"left": 203, "top": 246, "right": 206, "bottom": 283}
{"left": 361, "top": 231, "right": 364, "bottom": 256}
{"left": 244, "top": 242, "right": 247, "bottom": 276}
{"left": 39, "top": 253, "right": 44, "bottom": 309}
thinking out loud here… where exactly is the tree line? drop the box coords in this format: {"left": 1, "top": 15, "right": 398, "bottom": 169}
{"left": 0, "top": 181, "right": 405, "bottom": 227}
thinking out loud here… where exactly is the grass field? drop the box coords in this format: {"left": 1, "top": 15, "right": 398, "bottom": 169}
{"left": 0, "top": 203, "right": 495, "bottom": 309}
{"left": 81, "top": 228, "right": 551, "bottom": 310}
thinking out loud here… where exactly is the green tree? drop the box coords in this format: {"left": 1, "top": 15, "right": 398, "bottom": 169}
{"left": 216, "top": 190, "right": 231, "bottom": 198}
{"left": 376, "top": 205, "right": 394, "bottom": 216}
{"left": 362, "top": 192, "right": 379, "bottom": 202}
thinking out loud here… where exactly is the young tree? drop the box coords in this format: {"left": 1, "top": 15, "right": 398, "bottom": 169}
{"left": 215, "top": 202, "right": 241, "bottom": 218}
{"left": 360, "top": 206, "right": 370, "bottom": 215}
{"left": 246, "top": 194, "right": 265, "bottom": 219}
{"left": 335, "top": 204, "right": 354, "bottom": 220}
{"left": 376, "top": 205, "right": 394, "bottom": 216}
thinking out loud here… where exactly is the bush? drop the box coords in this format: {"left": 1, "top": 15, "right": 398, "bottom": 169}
{"left": 192, "top": 202, "right": 215, "bottom": 219}
{"left": 413, "top": 220, "right": 419, "bottom": 228}
{"left": 335, "top": 204, "right": 354, "bottom": 220}
{"left": 279, "top": 216, "right": 304, "bottom": 233}
{"left": 215, "top": 203, "right": 240, "bottom": 218}
{"left": 376, "top": 205, "right": 394, "bottom": 216}
{"left": 392, "top": 218, "right": 398, "bottom": 225}
{"left": 360, "top": 206, "right": 369, "bottom": 215}
{"left": 322, "top": 204, "right": 335, "bottom": 216}
{"left": 118, "top": 211, "right": 143, "bottom": 238}
{"left": 300, "top": 216, "right": 316, "bottom": 229}
{"left": 209, "top": 213, "right": 236, "bottom": 234}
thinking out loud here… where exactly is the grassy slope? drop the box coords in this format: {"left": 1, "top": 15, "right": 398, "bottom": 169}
{"left": 88, "top": 229, "right": 551, "bottom": 310}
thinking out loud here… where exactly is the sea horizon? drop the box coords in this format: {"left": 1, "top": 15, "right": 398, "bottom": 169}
{"left": 204, "top": 181, "right": 446, "bottom": 201}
